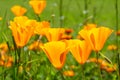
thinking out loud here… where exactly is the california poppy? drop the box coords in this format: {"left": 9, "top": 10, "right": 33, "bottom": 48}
{"left": 107, "top": 44, "right": 117, "bottom": 50}
{"left": 66, "top": 39, "right": 92, "bottom": 64}
{"left": 29, "top": 0, "right": 46, "bottom": 15}
{"left": 34, "top": 21, "right": 50, "bottom": 35}
{"left": 28, "top": 41, "right": 43, "bottom": 50}
{"left": 11, "top": 5, "right": 27, "bottom": 16}
{"left": 63, "top": 70, "right": 75, "bottom": 77}
{"left": 79, "top": 27, "right": 113, "bottom": 52}
{"left": 0, "top": 43, "right": 8, "bottom": 53}
{"left": 83, "top": 23, "right": 97, "bottom": 30}
{"left": 61, "top": 34, "right": 72, "bottom": 40}
{"left": 9, "top": 16, "right": 37, "bottom": 47}
{"left": 40, "top": 28, "right": 65, "bottom": 42}
{"left": 41, "top": 41, "right": 68, "bottom": 69}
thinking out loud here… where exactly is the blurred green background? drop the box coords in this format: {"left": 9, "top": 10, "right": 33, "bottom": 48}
{"left": 0, "top": 0, "right": 120, "bottom": 29}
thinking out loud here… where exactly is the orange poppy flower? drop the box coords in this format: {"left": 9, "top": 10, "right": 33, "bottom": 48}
{"left": 0, "top": 53, "right": 13, "bottom": 68}
{"left": 79, "top": 27, "right": 113, "bottom": 52}
{"left": 107, "top": 44, "right": 117, "bottom": 50}
{"left": 40, "top": 28, "right": 65, "bottom": 42}
{"left": 0, "top": 43, "right": 8, "bottom": 53}
{"left": 0, "top": 60, "right": 4, "bottom": 66}
{"left": 105, "top": 65, "right": 116, "bottom": 73}
{"left": 67, "top": 39, "right": 92, "bottom": 64}
{"left": 61, "top": 34, "right": 72, "bottom": 40}
{"left": 9, "top": 16, "right": 37, "bottom": 48}
{"left": 11, "top": 5, "right": 27, "bottom": 16}
{"left": 41, "top": 41, "right": 68, "bottom": 69}
{"left": 88, "top": 58, "right": 109, "bottom": 69}
{"left": 29, "top": 0, "right": 46, "bottom": 15}
{"left": 63, "top": 70, "right": 75, "bottom": 77}
{"left": 83, "top": 23, "right": 97, "bottom": 30}
{"left": 34, "top": 21, "right": 50, "bottom": 35}
{"left": 4, "top": 61, "right": 13, "bottom": 68}
{"left": 28, "top": 41, "right": 43, "bottom": 50}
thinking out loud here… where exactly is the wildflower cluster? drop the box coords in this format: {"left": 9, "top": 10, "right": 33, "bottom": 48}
{"left": 0, "top": 0, "right": 119, "bottom": 80}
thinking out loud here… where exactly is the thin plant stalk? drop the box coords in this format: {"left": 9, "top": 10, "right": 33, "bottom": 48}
{"left": 59, "top": 0, "right": 63, "bottom": 27}
{"left": 36, "top": 14, "right": 41, "bottom": 21}
{"left": 12, "top": 36, "right": 18, "bottom": 80}
{"left": 12, "top": 36, "right": 22, "bottom": 80}
{"left": 96, "top": 52, "right": 102, "bottom": 80}
{"left": 81, "top": 64, "right": 85, "bottom": 80}
{"left": 84, "top": 0, "right": 88, "bottom": 20}
{"left": 115, "top": 0, "right": 120, "bottom": 79}
{"left": 51, "top": 13, "right": 55, "bottom": 27}
{"left": 54, "top": 69, "right": 65, "bottom": 80}
{"left": 2, "top": 67, "right": 5, "bottom": 80}
{"left": 92, "top": 7, "right": 96, "bottom": 23}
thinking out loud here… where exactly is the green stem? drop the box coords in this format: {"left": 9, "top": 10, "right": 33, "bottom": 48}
{"left": 59, "top": 0, "right": 63, "bottom": 27}
{"left": 51, "top": 13, "right": 55, "bottom": 27}
{"left": 25, "top": 59, "right": 40, "bottom": 65}
{"left": 12, "top": 36, "right": 22, "bottom": 80}
{"left": 36, "top": 14, "right": 41, "bottom": 21}
{"left": 99, "top": 52, "right": 112, "bottom": 64}
{"left": 115, "top": 0, "right": 120, "bottom": 79}
{"left": 2, "top": 67, "right": 5, "bottom": 80}
{"left": 96, "top": 52, "right": 102, "bottom": 80}
{"left": 84, "top": 0, "right": 88, "bottom": 20}
{"left": 81, "top": 64, "right": 85, "bottom": 80}
{"left": 92, "top": 7, "right": 96, "bottom": 23}
{"left": 12, "top": 36, "right": 17, "bottom": 80}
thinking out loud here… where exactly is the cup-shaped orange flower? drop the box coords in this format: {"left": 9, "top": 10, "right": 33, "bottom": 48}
{"left": 63, "top": 70, "right": 75, "bottom": 77}
{"left": 79, "top": 27, "right": 113, "bottom": 52}
{"left": 83, "top": 23, "right": 97, "bottom": 30}
{"left": 41, "top": 41, "right": 68, "bottom": 69}
{"left": 9, "top": 16, "right": 37, "bottom": 48}
{"left": 0, "top": 43, "right": 8, "bottom": 53}
{"left": 107, "top": 44, "right": 117, "bottom": 51}
{"left": 11, "top": 5, "right": 27, "bottom": 16}
{"left": 34, "top": 21, "right": 50, "bottom": 35}
{"left": 29, "top": 0, "right": 46, "bottom": 15}
{"left": 67, "top": 39, "right": 92, "bottom": 64}
{"left": 40, "top": 28, "right": 65, "bottom": 42}
{"left": 28, "top": 41, "right": 43, "bottom": 50}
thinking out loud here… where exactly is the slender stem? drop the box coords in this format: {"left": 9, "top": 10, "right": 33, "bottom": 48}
{"left": 115, "top": 0, "right": 120, "bottom": 79}
{"left": 51, "top": 13, "right": 55, "bottom": 27}
{"left": 92, "top": 7, "right": 96, "bottom": 23}
{"left": 60, "top": 70, "right": 65, "bottom": 80}
{"left": 84, "top": 0, "right": 88, "bottom": 20}
{"left": 2, "top": 67, "right": 5, "bottom": 80}
{"left": 12, "top": 36, "right": 22, "bottom": 80}
{"left": 81, "top": 64, "right": 85, "bottom": 80}
{"left": 12, "top": 36, "right": 18, "bottom": 80}
{"left": 36, "top": 14, "right": 41, "bottom": 21}
{"left": 99, "top": 52, "right": 112, "bottom": 64}
{"left": 54, "top": 69, "right": 65, "bottom": 80}
{"left": 59, "top": 0, "right": 63, "bottom": 27}
{"left": 96, "top": 51, "right": 102, "bottom": 80}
